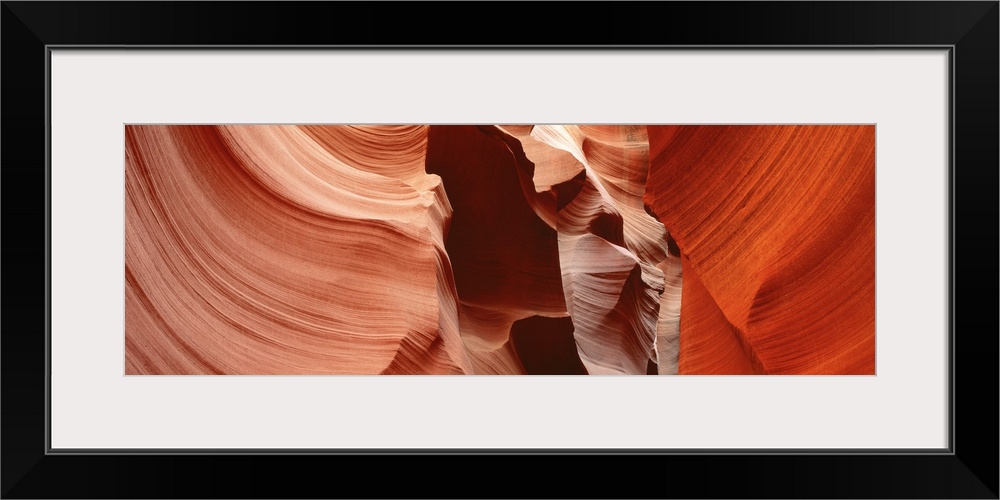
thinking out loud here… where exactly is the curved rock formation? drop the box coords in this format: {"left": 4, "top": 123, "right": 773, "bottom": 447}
{"left": 125, "top": 125, "right": 471, "bottom": 374}
{"left": 497, "top": 125, "right": 676, "bottom": 374}
{"left": 644, "top": 125, "right": 876, "bottom": 374}
{"left": 125, "top": 124, "right": 875, "bottom": 375}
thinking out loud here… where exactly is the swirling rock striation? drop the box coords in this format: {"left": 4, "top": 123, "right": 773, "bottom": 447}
{"left": 125, "top": 125, "right": 470, "bottom": 374}
{"left": 125, "top": 124, "right": 875, "bottom": 375}
{"left": 644, "top": 125, "right": 876, "bottom": 374}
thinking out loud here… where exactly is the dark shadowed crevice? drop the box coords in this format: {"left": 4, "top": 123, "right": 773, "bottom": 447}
{"left": 509, "top": 316, "right": 588, "bottom": 375}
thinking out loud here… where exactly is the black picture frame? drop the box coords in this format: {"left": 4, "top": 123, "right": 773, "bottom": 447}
{"left": 3, "top": 2, "right": 996, "bottom": 498}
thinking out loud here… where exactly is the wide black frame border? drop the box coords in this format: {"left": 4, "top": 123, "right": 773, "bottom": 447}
{"left": 3, "top": 2, "right": 997, "bottom": 498}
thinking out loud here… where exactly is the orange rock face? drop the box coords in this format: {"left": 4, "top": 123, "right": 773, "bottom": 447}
{"left": 645, "top": 125, "right": 876, "bottom": 374}
{"left": 125, "top": 124, "right": 875, "bottom": 375}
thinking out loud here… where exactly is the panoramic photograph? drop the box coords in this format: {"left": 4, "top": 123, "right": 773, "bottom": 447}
{"left": 124, "top": 124, "right": 875, "bottom": 375}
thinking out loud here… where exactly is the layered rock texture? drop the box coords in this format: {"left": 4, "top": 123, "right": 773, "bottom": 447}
{"left": 125, "top": 125, "right": 875, "bottom": 375}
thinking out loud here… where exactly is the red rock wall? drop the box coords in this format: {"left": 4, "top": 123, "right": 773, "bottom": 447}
{"left": 645, "top": 125, "right": 876, "bottom": 374}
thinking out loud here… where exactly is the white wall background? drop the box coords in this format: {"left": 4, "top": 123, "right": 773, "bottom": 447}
{"left": 50, "top": 50, "right": 949, "bottom": 450}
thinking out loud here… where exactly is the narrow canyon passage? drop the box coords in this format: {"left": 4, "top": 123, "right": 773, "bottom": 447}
{"left": 125, "top": 124, "right": 874, "bottom": 375}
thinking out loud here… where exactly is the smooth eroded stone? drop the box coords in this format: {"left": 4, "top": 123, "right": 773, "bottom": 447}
{"left": 645, "top": 125, "right": 876, "bottom": 374}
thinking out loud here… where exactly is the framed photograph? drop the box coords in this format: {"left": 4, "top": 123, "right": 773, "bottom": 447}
{"left": 3, "top": 2, "right": 996, "bottom": 498}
